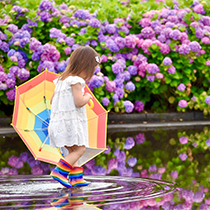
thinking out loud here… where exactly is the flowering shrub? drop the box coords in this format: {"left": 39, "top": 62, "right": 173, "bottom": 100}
{"left": 0, "top": 0, "right": 210, "bottom": 115}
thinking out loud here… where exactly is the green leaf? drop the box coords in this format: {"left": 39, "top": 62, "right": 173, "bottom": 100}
{"left": 165, "top": 77, "right": 171, "bottom": 84}
{"left": 171, "top": 80, "right": 179, "bottom": 87}
{"left": 153, "top": 82, "right": 160, "bottom": 88}
{"left": 37, "top": 21, "right": 44, "bottom": 28}
{"left": 184, "top": 69, "right": 192, "bottom": 74}
{"left": 105, "top": 66, "right": 111, "bottom": 72}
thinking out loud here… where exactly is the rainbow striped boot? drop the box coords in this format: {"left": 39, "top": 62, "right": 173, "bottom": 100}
{"left": 69, "top": 166, "right": 90, "bottom": 187}
{"left": 50, "top": 159, "right": 72, "bottom": 188}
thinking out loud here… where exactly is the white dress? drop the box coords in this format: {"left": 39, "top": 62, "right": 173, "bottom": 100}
{"left": 48, "top": 76, "right": 89, "bottom": 149}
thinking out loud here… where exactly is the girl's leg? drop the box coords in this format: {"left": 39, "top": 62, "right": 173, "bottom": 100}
{"left": 64, "top": 145, "right": 86, "bottom": 166}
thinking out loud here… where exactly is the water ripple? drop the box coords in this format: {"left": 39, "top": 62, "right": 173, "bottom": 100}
{"left": 0, "top": 175, "right": 176, "bottom": 209}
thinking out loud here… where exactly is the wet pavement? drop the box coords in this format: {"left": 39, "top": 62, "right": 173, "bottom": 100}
{"left": 0, "top": 175, "right": 176, "bottom": 209}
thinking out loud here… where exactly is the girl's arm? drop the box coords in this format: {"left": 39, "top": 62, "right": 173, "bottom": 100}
{"left": 71, "top": 83, "right": 92, "bottom": 107}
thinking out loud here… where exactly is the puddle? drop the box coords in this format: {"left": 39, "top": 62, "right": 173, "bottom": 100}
{"left": 0, "top": 175, "right": 176, "bottom": 209}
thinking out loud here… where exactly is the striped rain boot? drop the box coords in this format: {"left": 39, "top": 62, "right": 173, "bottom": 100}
{"left": 50, "top": 159, "right": 72, "bottom": 188}
{"left": 69, "top": 166, "right": 90, "bottom": 187}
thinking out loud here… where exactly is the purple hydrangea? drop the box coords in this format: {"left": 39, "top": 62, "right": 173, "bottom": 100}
{"left": 124, "top": 137, "right": 135, "bottom": 150}
{"left": 112, "top": 62, "right": 124, "bottom": 74}
{"left": 141, "top": 27, "right": 155, "bottom": 39}
{"left": 125, "top": 81, "right": 135, "bottom": 91}
{"left": 179, "top": 153, "right": 188, "bottom": 161}
{"left": 178, "top": 99, "right": 188, "bottom": 108}
{"left": 123, "top": 100, "right": 134, "bottom": 113}
{"left": 106, "top": 39, "right": 119, "bottom": 52}
{"left": 115, "top": 87, "right": 124, "bottom": 99}
{"left": 160, "top": 43, "right": 171, "bottom": 54}
{"left": 17, "top": 68, "right": 30, "bottom": 80}
{"left": 204, "top": 96, "right": 210, "bottom": 105}
{"left": 106, "top": 24, "right": 116, "bottom": 34}
{"left": 127, "top": 65, "right": 137, "bottom": 75}
{"left": 163, "top": 57, "right": 172, "bottom": 65}
{"left": 6, "top": 88, "right": 16, "bottom": 101}
{"left": 206, "top": 60, "right": 210, "bottom": 66}
{"left": 102, "top": 97, "right": 110, "bottom": 106}
{"left": 0, "top": 72, "right": 8, "bottom": 82}
{"left": 169, "top": 29, "right": 182, "bottom": 40}
{"left": 106, "top": 81, "right": 116, "bottom": 92}
{"left": 167, "top": 66, "right": 176, "bottom": 74}
{"left": 107, "top": 158, "right": 118, "bottom": 174}
{"left": 89, "top": 75, "right": 104, "bottom": 88}
{"left": 179, "top": 44, "right": 191, "bottom": 55}
{"left": 146, "top": 75, "right": 155, "bottom": 82}
{"left": 89, "top": 18, "right": 101, "bottom": 28}
{"left": 39, "top": 0, "right": 53, "bottom": 11}
{"left": 193, "top": 4, "right": 205, "bottom": 15}
{"left": 149, "top": 165, "right": 157, "bottom": 172}
{"left": 195, "top": 28, "right": 204, "bottom": 39}
{"left": 115, "top": 37, "right": 126, "bottom": 49}
{"left": 29, "top": 38, "right": 41, "bottom": 51}
{"left": 193, "top": 192, "right": 205, "bottom": 203}
{"left": 100, "top": 55, "right": 108, "bottom": 63}
{"left": 177, "top": 83, "right": 186, "bottom": 91}
{"left": 0, "top": 42, "right": 9, "bottom": 52}
{"left": 135, "top": 133, "right": 145, "bottom": 144}
{"left": 170, "top": 170, "right": 178, "bottom": 179}
{"left": 125, "top": 35, "right": 136, "bottom": 48}
{"left": 206, "top": 138, "right": 210, "bottom": 146}
{"left": 189, "top": 41, "right": 201, "bottom": 53}
{"left": 134, "top": 101, "right": 144, "bottom": 112}
{"left": 139, "top": 18, "right": 151, "bottom": 27}
{"left": 146, "top": 63, "right": 159, "bottom": 74}
{"left": 65, "top": 37, "right": 75, "bottom": 46}
{"left": 5, "top": 79, "right": 16, "bottom": 89}
{"left": 64, "top": 47, "right": 72, "bottom": 55}
{"left": 127, "top": 157, "right": 137, "bottom": 167}
{"left": 179, "top": 136, "right": 189, "bottom": 144}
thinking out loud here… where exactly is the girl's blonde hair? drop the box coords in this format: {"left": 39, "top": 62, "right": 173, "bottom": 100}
{"left": 60, "top": 45, "right": 99, "bottom": 81}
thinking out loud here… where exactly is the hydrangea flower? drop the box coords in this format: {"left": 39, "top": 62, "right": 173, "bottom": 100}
{"left": 102, "top": 97, "right": 110, "bottom": 106}
{"left": 204, "top": 96, "right": 210, "bottom": 105}
{"left": 106, "top": 81, "right": 116, "bottom": 92}
{"left": 124, "top": 137, "right": 135, "bottom": 150}
{"left": 163, "top": 57, "right": 172, "bottom": 65}
{"left": 127, "top": 65, "right": 137, "bottom": 75}
{"left": 178, "top": 99, "right": 188, "bottom": 108}
{"left": 141, "top": 27, "right": 155, "bottom": 39}
{"left": 123, "top": 100, "right": 134, "bottom": 113}
{"left": 179, "top": 136, "right": 188, "bottom": 144}
{"left": 135, "top": 133, "right": 145, "bottom": 144}
{"left": 39, "top": 0, "right": 53, "bottom": 11}
{"left": 111, "top": 62, "right": 124, "bottom": 74}
{"left": 6, "top": 88, "right": 16, "bottom": 101}
{"left": 149, "top": 164, "right": 157, "bottom": 172}
{"left": 146, "top": 63, "right": 159, "bottom": 74}
{"left": 134, "top": 101, "right": 144, "bottom": 112}
{"left": 107, "top": 158, "right": 118, "bottom": 174}
{"left": 125, "top": 35, "right": 136, "bottom": 48}
{"left": 17, "top": 68, "right": 30, "bottom": 80}
{"left": 89, "top": 18, "right": 101, "bottom": 28}
{"left": 125, "top": 81, "right": 135, "bottom": 91}
{"left": 115, "top": 87, "right": 124, "bottom": 99}
{"left": 146, "top": 75, "right": 155, "bottom": 82}
{"left": 127, "top": 157, "right": 137, "bottom": 167}
{"left": 167, "top": 66, "right": 176, "bottom": 74}
{"left": 177, "top": 83, "right": 186, "bottom": 91}
{"left": 189, "top": 41, "right": 201, "bottom": 53}
{"left": 206, "top": 138, "right": 210, "bottom": 146}
{"left": 179, "top": 44, "right": 191, "bottom": 55}
{"left": 179, "top": 153, "right": 188, "bottom": 161}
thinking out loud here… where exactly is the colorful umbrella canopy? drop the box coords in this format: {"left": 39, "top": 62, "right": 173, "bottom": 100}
{"left": 12, "top": 70, "right": 108, "bottom": 165}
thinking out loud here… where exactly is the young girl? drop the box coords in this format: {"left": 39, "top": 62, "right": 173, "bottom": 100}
{"left": 49, "top": 46, "right": 100, "bottom": 188}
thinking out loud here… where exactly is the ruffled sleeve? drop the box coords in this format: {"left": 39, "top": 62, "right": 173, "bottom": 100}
{"left": 53, "top": 78, "right": 59, "bottom": 85}
{"left": 65, "top": 76, "right": 85, "bottom": 87}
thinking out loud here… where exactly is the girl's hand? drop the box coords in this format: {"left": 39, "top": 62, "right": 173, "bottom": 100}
{"left": 85, "top": 92, "right": 92, "bottom": 100}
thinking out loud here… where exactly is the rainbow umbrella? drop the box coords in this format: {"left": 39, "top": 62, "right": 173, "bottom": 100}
{"left": 11, "top": 70, "right": 108, "bottom": 165}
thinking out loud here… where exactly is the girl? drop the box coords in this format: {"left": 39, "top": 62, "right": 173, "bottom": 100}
{"left": 49, "top": 46, "right": 100, "bottom": 188}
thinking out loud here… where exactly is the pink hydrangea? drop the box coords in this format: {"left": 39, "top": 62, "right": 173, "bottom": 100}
{"left": 178, "top": 99, "right": 188, "bottom": 108}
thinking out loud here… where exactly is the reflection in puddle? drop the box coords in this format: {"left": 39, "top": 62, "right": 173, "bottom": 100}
{"left": 0, "top": 175, "right": 176, "bottom": 209}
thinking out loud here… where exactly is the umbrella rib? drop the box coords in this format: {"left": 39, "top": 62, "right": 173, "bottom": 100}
{"left": 39, "top": 134, "right": 49, "bottom": 152}
{"left": 43, "top": 71, "right": 51, "bottom": 120}
{"left": 17, "top": 89, "right": 49, "bottom": 127}
{"left": 13, "top": 127, "right": 48, "bottom": 132}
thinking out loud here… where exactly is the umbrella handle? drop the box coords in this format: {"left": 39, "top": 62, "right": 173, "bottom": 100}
{"left": 88, "top": 99, "right": 94, "bottom": 109}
